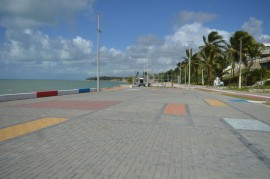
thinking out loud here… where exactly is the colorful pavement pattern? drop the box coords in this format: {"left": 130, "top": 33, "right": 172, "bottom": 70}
{"left": 206, "top": 99, "right": 228, "bottom": 106}
{"left": 1, "top": 87, "right": 270, "bottom": 178}
{"left": 0, "top": 117, "right": 67, "bottom": 142}
{"left": 18, "top": 100, "right": 121, "bottom": 110}
{"left": 163, "top": 103, "right": 186, "bottom": 115}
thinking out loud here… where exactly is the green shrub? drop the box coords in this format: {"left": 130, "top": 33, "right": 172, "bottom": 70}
{"left": 264, "top": 80, "right": 270, "bottom": 87}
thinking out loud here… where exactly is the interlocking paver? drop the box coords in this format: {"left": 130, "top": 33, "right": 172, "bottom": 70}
{"left": 163, "top": 103, "right": 186, "bottom": 115}
{"left": 0, "top": 87, "right": 270, "bottom": 178}
{"left": 205, "top": 99, "right": 228, "bottom": 106}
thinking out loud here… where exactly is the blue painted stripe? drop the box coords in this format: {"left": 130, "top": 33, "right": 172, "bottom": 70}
{"left": 79, "top": 88, "right": 90, "bottom": 93}
{"left": 229, "top": 99, "right": 249, "bottom": 103}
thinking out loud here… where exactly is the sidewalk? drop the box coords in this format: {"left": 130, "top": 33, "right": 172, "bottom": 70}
{"left": 1, "top": 87, "right": 270, "bottom": 178}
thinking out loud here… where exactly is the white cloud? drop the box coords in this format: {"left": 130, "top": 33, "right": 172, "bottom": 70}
{"left": 0, "top": 0, "right": 95, "bottom": 29}
{"left": 137, "top": 34, "right": 162, "bottom": 46}
{"left": 166, "top": 22, "right": 231, "bottom": 47}
{"left": 174, "top": 11, "right": 217, "bottom": 26}
{"left": 241, "top": 17, "right": 270, "bottom": 43}
{"left": 241, "top": 17, "right": 262, "bottom": 37}
{"left": 0, "top": 21, "right": 234, "bottom": 79}
{"left": 0, "top": 28, "right": 95, "bottom": 79}
{"left": 73, "top": 36, "right": 92, "bottom": 55}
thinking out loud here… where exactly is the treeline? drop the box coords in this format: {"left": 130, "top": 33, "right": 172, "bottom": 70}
{"left": 86, "top": 76, "right": 125, "bottom": 81}
{"left": 157, "top": 30, "right": 270, "bottom": 86}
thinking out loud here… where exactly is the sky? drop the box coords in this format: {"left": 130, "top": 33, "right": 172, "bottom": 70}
{"left": 1, "top": 0, "right": 270, "bottom": 80}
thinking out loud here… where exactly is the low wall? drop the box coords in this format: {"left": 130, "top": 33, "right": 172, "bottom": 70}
{"left": 58, "top": 89, "right": 79, "bottom": 96}
{"left": 79, "top": 88, "right": 90, "bottom": 93}
{"left": 0, "top": 88, "right": 98, "bottom": 102}
{"left": 36, "top": 90, "right": 58, "bottom": 98}
{"left": 0, "top": 93, "right": 36, "bottom": 102}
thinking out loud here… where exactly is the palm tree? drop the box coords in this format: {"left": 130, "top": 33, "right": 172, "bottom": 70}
{"left": 247, "top": 43, "right": 264, "bottom": 71}
{"left": 181, "top": 55, "right": 189, "bottom": 85}
{"left": 199, "top": 31, "right": 228, "bottom": 85}
{"left": 229, "top": 31, "right": 258, "bottom": 86}
{"left": 201, "top": 31, "right": 227, "bottom": 51}
{"left": 229, "top": 31, "right": 256, "bottom": 68}
{"left": 182, "top": 48, "right": 201, "bottom": 84}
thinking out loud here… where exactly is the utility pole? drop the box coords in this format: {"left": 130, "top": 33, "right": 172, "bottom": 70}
{"left": 96, "top": 12, "right": 101, "bottom": 92}
{"left": 179, "top": 62, "right": 182, "bottom": 85}
{"left": 147, "top": 50, "right": 149, "bottom": 87}
{"left": 185, "top": 66, "right": 187, "bottom": 85}
{"left": 202, "top": 68, "right": 204, "bottom": 85}
{"left": 187, "top": 41, "right": 193, "bottom": 88}
{"left": 201, "top": 60, "right": 204, "bottom": 85}
{"left": 188, "top": 48, "right": 191, "bottom": 87}
{"left": 239, "top": 38, "right": 243, "bottom": 89}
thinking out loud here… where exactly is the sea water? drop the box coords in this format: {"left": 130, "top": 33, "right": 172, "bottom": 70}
{"left": 0, "top": 79, "right": 126, "bottom": 95}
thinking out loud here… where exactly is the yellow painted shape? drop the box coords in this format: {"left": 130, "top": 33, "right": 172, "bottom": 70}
{"left": 0, "top": 117, "right": 67, "bottom": 142}
{"left": 206, "top": 99, "right": 228, "bottom": 106}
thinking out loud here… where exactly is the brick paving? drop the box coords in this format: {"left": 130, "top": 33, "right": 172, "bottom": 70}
{"left": 0, "top": 117, "right": 67, "bottom": 142}
{"left": 0, "top": 87, "right": 270, "bottom": 178}
{"left": 205, "top": 99, "right": 228, "bottom": 106}
{"left": 17, "top": 100, "right": 121, "bottom": 110}
{"left": 163, "top": 104, "right": 186, "bottom": 115}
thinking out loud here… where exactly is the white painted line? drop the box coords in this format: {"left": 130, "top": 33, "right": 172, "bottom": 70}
{"left": 224, "top": 118, "right": 270, "bottom": 132}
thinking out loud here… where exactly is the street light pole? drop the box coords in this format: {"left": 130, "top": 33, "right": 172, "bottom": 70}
{"left": 185, "top": 66, "right": 186, "bottom": 85}
{"left": 188, "top": 48, "right": 191, "bottom": 87}
{"left": 179, "top": 63, "right": 181, "bottom": 84}
{"left": 147, "top": 50, "right": 149, "bottom": 87}
{"left": 96, "top": 12, "right": 101, "bottom": 92}
{"left": 187, "top": 41, "right": 193, "bottom": 88}
{"left": 239, "top": 38, "right": 243, "bottom": 89}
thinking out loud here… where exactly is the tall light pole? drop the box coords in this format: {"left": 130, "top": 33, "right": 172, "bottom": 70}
{"left": 201, "top": 60, "right": 204, "bottom": 85}
{"left": 147, "top": 50, "right": 149, "bottom": 87}
{"left": 96, "top": 12, "right": 101, "bottom": 92}
{"left": 179, "top": 63, "right": 181, "bottom": 84}
{"left": 239, "top": 37, "right": 243, "bottom": 89}
{"left": 187, "top": 41, "right": 193, "bottom": 88}
{"left": 185, "top": 65, "right": 187, "bottom": 85}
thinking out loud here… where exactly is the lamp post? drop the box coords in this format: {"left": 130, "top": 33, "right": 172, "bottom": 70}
{"left": 96, "top": 12, "right": 101, "bottom": 92}
{"left": 185, "top": 65, "right": 187, "bottom": 85}
{"left": 201, "top": 60, "right": 204, "bottom": 85}
{"left": 179, "top": 63, "right": 181, "bottom": 84}
{"left": 239, "top": 37, "right": 243, "bottom": 89}
{"left": 187, "top": 41, "right": 193, "bottom": 88}
{"left": 147, "top": 50, "right": 149, "bottom": 87}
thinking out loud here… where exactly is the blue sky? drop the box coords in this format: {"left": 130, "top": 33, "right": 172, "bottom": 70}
{"left": 1, "top": 0, "right": 270, "bottom": 79}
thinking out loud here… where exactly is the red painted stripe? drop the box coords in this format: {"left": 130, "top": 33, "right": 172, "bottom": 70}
{"left": 36, "top": 91, "right": 58, "bottom": 98}
{"left": 163, "top": 103, "right": 186, "bottom": 115}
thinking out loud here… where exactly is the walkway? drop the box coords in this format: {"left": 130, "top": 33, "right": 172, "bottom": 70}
{"left": 1, "top": 87, "right": 270, "bottom": 178}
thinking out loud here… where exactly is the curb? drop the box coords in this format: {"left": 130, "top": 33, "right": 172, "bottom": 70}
{"left": 0, "top": 88, "right": 96, "bottom": 102}
{"left": 196, "top": 87, "right": 270, "bottom": 101}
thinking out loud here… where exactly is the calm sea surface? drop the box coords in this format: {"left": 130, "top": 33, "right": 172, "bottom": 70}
{"left": 0, "top": 79, "right": 126, "bottom": 95}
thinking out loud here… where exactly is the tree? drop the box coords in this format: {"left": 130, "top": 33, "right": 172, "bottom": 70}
{"left": 229, "top": 31, "right": 256, "bottom": 67}
{"left": 229, "top": 31, "right": 260, "bottom": 86}
{"left": 199, "top": 31, "right": 228, "bottom": 84}
{"left": 247, "top": 43, "right": 264, "bottom": 71}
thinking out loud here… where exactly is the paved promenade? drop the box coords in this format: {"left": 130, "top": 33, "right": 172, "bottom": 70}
{"left": 1, "top": 87, "right": 270, "bottom": 179}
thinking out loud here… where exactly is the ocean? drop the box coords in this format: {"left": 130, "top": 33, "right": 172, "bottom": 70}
{"left": 0, "top": 79, "right": 126, "bottom": 95}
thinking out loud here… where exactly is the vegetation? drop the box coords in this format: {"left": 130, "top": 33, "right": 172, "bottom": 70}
{"left": 157, "top": 30, "right": 269, "bottom": 88}
{"left": 86, "top": 76, "right": 124, "bottom": 81}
